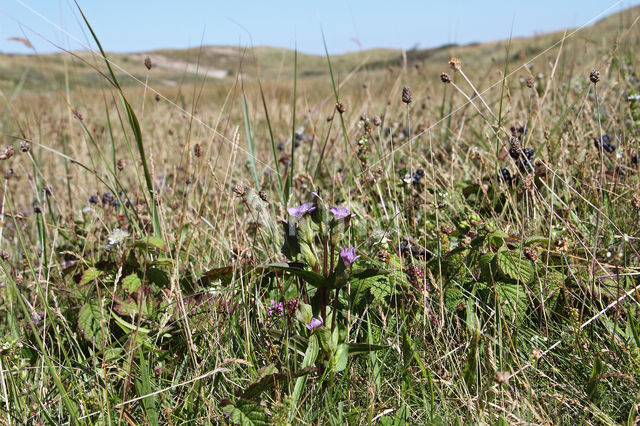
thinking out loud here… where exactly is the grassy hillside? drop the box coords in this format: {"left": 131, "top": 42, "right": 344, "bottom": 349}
{"left": 0, "top": 4, "right": 640, "bottom": 425}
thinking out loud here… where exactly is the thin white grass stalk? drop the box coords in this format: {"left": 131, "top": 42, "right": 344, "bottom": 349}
{"left": 449, "top": 81, "right": 490, "bottom": 122}
{"left": 457, "top": 68, "right": 496, "bottom": 121}
{"left": 0, "top": 356, "right": 10, "bottom": 426}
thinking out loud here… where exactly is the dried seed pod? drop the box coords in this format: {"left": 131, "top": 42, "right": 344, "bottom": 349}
{"left": 194, "top": 143, "right": 202, "bottom": 158}
{"left": 448, "top": 57, "right": 461, "bottom": 71}
{"left": 589, "top": 70, "right": 600, "bottom": 84}
{"left": 335, "top": 102, "right": 346, "bottom": 114}
{"left": 0, "top": 146, "right": 14, "bottom": 160}
{"left": 401, "top": 86, "right": 412, "bottom": 104}
{"left": 144, "top": 56, "right": 153, "bottom": 70}
{"left": 525, "top": 76, "right": 535, "bottom": 88}
{"left": 20, "top": 139, "right": 31, "bottom": 152}
{"left": 440, "top": 72, "right": 451, "bottom": 84}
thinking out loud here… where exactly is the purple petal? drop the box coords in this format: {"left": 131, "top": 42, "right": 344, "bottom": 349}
{"left": 305, "top": 316, "right": 323, "bottom": 331}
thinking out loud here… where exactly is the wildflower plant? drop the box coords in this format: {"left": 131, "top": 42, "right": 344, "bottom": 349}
{"left": 269, "top": 197, "right": 387, "bottom": 375}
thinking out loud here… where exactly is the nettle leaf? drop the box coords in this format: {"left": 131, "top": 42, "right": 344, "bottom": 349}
{"left": 224, "top": 399, "right": 270, "bottom": 426}
{"left": 496, "top": 250, "right": 535, "bottom": 284}
{"left": 495, "top": 282, "right": 528, "bottom": 324}
{"left": 78, "top": 300, "right": 109, "bottom": 346}
{"left": 80, "top": 267, "right": 104, "bottom": 285}
{"left": 367, "top": 276, "right": 392, "bottom": 302}
{"left": 444, "top": 286, "right": 465, "bottom": 312}
{"left": 122, "top": 273, "right": 142, "bottom": 294}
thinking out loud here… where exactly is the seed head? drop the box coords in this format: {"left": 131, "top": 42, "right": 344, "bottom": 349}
{"left": 525, "top": 76, "right": 535, "bottom": 88}
{"left": 448, "top": 57, "right": 461, "bottom": 71}
{"left": 335, "top": 102, "right": 346, "bottom": 114}
{"left": 194, "top": 143, "right": 202, "bottom": 158}
{"left": 116, "top": 159, "right": 126, "bottom": 171}
{"left": 372, "top": 116, "right": 382, "bottom": 127}
{"left": 74, "top": 109, "right": 83, "bottom": 121}
{"left": 589, "top": 70, "right": 600, "bottom": 84}
{"left": 233, "top": 185, "right": 246, "bottom": 198}
{"left": 377, "top": 249, "right": 391, "bottom": 264}
{"left": 20, "top": 139, "right": 31, "bottom": 152}
{"left": 155, "top": 93, "right": 161, "bottom": 102}
{"left": 144, "top": 56, "right": 153, "bottom": 70}
{"left": 494, "top": 371, "right": 509, "bottom": 386}
{"left": 401, "top": 86, "right": 412, "bottom": 104}
{"left": 258, "top": 190, "right": 268, "bottom": 202}
{"left": 440, "top": 72, "right": 451, "bottom": 84}
{"left": 524, "top": 247, "right": 538, "bottom": 262}
{"left": 0, "top": 146, "right": 14, "bottom": 160}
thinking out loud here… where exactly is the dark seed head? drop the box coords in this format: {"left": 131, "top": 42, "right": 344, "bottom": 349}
{"left": 89, "top": 195, "right": 99, "bottom": 204}
{"left": 144, "top": 56, "right": 153, "bottom": 70}
{"left": 440, "top": 72, "right": 451, "bottom": 84}
{"left": 526, "top": 76, "right": 535, "bottom": 88}
{"left": 335, "top": 102, "right": 346, "bottom": 114}
{"left": 20, "top": 139, "right": 31, "bottom": 152}
{"left": 401, "top": 86, "right": 412, "bottom": 104}
{"left": 589, "top": 69, "right": 600, "bottom": 84}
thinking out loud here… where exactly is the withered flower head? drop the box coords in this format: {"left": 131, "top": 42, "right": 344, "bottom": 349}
{"left": 448, "top": 57, "right": 461, "bottom": 71}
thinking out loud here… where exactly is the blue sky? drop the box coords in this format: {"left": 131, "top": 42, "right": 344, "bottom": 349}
{"left": 0, "top": 1, "right": 637, "bottom": 55}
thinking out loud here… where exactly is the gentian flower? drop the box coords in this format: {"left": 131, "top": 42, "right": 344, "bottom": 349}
{"left": 288, "top": 202, "right": 316, "bottom": 218}
{"left": 340, "top": 247, "right": 360, "bottom": 267}
{"left": 266, "top": 299, "right": 284, "bottom": 317}
{"left": 330, "top": 206, "right": 354, "bottom": 220}
{"left": 305, "top": 316, "right": 323, "bottom": 331}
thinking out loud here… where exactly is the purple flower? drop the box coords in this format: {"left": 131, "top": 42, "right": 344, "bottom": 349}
{"left": 330, "top": 206, "right": 354, "bottom": 220}
{"left": 305, "top": 316, "right": 323, "bottom": 331}
{"left": 266, "top": 299, "right": 284, "bottom": 317}
{"left": 340, "top": 247, "right": 360, "bottom": 267}
{"left": 288, "top": 202, "right": 316, "bottom": 218}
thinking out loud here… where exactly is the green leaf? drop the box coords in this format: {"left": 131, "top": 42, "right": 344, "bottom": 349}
{"left": 332, "top": 344, "right": 349, "bottom": 372}
{"left": 345, "top": 343, "right": 388, "bottom": 354}
{"left": 241, "top": 366, "right": 316, "bottom": 399}
{"left": 268, "top": 263, "right": 328, "bottom": 288}
{"left": 225, "top": 399, "right": 270, "bottom": 426}
{"left": 134, "top": 236, "right": 165, "bottom": 251}
{"left": 80, "top": 267, "right": 104, "bottom": 285}
{"left": 496, "top": 250, "right": 535, "bottom": 284}
{"left": 78, "top": 300, "right": 108, "bottom": 346}
{"left": 367, "top": 276, "right": 393, "bottom": 302}
{"left": 122, "top": 273, "right": 142, "bottom": 294}
{"left": 525, "top": 236, "right": 549, "bottom": 246}
{"left": 495, "top": 282, "right": 528, "bottom": 324}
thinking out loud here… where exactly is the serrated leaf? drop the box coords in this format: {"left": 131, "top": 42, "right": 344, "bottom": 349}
{"left": 122, "top": 273, "right": 142, "bottom": 294}
{"left": 225, "top": 399, "right": 270, "bottom": 426}
{"left": 78, "top": 300, "right": 108, "bottom": 346}
{"left": 80, "top": 267, "right": 103, "bottom": 285}
{"left": 367, "top": 276, "right": 392, "bottom": 302}
{"left": 495, "top": 282, "right": 528, "bottom": 324}
{"left": 496, "top": 250, "right": 535, "bottom": 284}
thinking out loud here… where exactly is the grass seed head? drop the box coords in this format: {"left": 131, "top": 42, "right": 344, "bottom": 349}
{"left": 336, "top": 102, "right": 346, "bottom": 114}
{"left": 401, "top": 86, "right": 412, "bottom": 104}
{"left": 440, "top": 72, "right": 451, "bottom": 84}
{"left": 589, "top": 69, "right": 600, "bottom": 84}
{"left": 144, "top": 56, "right": 153, "bottom": 70}
{"left": 448, "top": 57, "right": 461, "bottom": 71}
